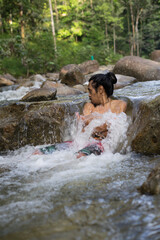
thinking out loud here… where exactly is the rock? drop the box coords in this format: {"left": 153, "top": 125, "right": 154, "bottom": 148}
{"left": 41, "top": 80, "right": 63, "bottom": 89}
{"left": 46, "top": 73, "right": 59, "bottom": 81}
{"left": 113, "top": 56, "right": 160, "bottom": 81}
{"left": 59, "top": 64, "right": 84, "bottom": 86}
{"left": 138, "top": 164, "right": 160, "bottom": 195}
{"left": 17, "top": 80, "right": 35, "bottom": 88}
{"left": 30, "top": 74, "right": 46, "bottom": 82}
{"left": 56, "top": 85, "right": 83, "bottom": 96}
{"left": 0, "top": 101, "right": 85, "bottom": 152}
{"left": 78, "top": 60, "right": 99, "bottom": 75}
{"left": 150, "top": 50, "right": 160, "bottom": 62}
{"left": 130, "top": 95, "right": 160, "bottom": 155}
{"left": 41, "top": 81, "right": 83, "bottom": 96}
{"left": 73, "top": 84, "right": 87, "bottom": 92}
{"left": 115, "top": 74, "right": 137, "bottom": 89}
{"left": 21, "top": 88, "right": 57, "bottom": 102}
{"left": 0, "top": 77, "right": 14, "bottom": 87}
{"left": 2, "top": 73, "right": 16, "bottom": 83}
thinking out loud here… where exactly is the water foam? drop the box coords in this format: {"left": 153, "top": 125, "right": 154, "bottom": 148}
{"left": 0, "top": 111, "right": 131, "bottom": 194}
{"left": 0, "top": 81, "right": 42, "bottom": 101}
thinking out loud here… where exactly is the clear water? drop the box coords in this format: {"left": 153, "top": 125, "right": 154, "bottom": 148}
{"left": 0, "top": 81, "right": 160, "bottom": 240}
{"left": 114, "top": 80, "right": 160, "bottom": 101}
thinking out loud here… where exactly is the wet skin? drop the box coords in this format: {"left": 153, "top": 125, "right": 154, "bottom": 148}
{"left": 76, "top": 80, "right": 127, "bottom": 140}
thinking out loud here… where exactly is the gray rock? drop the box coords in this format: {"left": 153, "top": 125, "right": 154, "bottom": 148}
{"left": 41, "top": 81, "right": 83, "bottom": 96}
{"left": 41, "top": 81, "right": 63, "bottom": 89}
{"left": 73, "top": 84, "right": 87, "bottom": 93}
{"left": 113, "top": 56, "right": 160, "bottom": 81}
{"left": 130, "top": 95, "right": 160, "bottom": 155}
{"left": 17, "top": 80, "right": 35, "bottom": 89}
{"left": 0, "top": 76, "right": 14, "bottom": 87}
{"left": 78, "top": 60, "right": 99, "bottom": 75}
{"left": 56, "top": 85, "right": 83, "bottom": 96}
{"left": 2, "top": 73, "right": 16, "bottom": 82}
{"left": 21, "top": 88, "right": 57, "bottom": 102}
{"left": 138, "top": 164, "right": 160, "bottom": 195}
{"left": 46, "top": 73, "right": 59, "bottom": 81}
{"left": 0, "top": 101, "right": 84, "bottom": 152}
{"left": 30, "top": 74, "right": 46, "bottom": 82}
{"left": 150, "top": 50, "right": 160, "bottom": 62}
{"left": 115, "top": 74, "right": 137, "bottom": 89}
{"left": 60, "top": 64, "right": 84, "bottom": 86}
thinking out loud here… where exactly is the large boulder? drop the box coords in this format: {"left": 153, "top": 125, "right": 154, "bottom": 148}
{"left": 78, "top": 60, "right": 99, "bottom": 75}
{"left": 21, "top": 88, "right": 57, "bottom": 102}
{"left": 130, "top": 95, "right": 160, "bottom": 155}
{"left": 150, "top": 50, "right": 160, "bottom": 62}
{"left": 59, "top": 64, "right": 84, "bottom": 86}
{"left": 0, "top": 76, "right": 14, "bottom": 87}
{"left": 113, "top": 56, "right": 160, "bottom": 81}
{"left": 0, "top": 101, "right": 85, "bottom": 152}
{"left": 138, "top": 164, "right": 160, "bottom": 195}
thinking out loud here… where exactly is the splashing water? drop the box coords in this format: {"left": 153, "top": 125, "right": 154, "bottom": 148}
{"left": 1, "top": 111, "right": 160, "bottom": 240}
{"left": 72, "top": 111, "right": 130, "bottom": 153}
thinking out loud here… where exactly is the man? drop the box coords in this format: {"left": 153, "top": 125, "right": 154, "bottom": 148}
{"left": 34, "top": 72, "right": 127, "bottom": 157}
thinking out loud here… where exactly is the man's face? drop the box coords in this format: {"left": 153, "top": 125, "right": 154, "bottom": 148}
{"left": 88, "top": 81, "right": 101, "bottom": 105}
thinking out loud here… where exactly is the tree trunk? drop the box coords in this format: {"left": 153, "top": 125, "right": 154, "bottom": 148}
{"left": 54, "top": 0, "right": 59, "bottom": 25}
{"left": 129, "top": 0, "right": 135, "bottom": 55}
{"left": 135, "top": 8, "right": 142, "bottom": 56}
{"left": 20, "top": 4, "right": 25, "bottom": 43}
{"left": 49, "top": 0, "right": 57, "bottom": 53}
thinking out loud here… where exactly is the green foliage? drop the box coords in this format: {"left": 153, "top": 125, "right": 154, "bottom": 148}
{"left": 0, "top": 57, "right": 26, "bottom": 76}
{"left": 0, "top": 0, "right": 160, "bottom": 76}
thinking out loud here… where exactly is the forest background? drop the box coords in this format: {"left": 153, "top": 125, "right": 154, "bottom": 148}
{"left": 0, "top": 0, "right": 160, "bottom": 77}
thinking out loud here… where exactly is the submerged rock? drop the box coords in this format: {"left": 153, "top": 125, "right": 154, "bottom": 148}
{"left": 0, "top": 101, "right": 85, "bottom": 152}
{"left": 131, "top": 95, "right": 160, "bottom": 155}
{"left": 60, "top": 64, "right": 84, "bottom": 86}
{"left": 21, "top": 88, "right": 57, "bottom": 102}
{"left": 113, "top": 56, "right": 160, "bottom": 81}
{"left": 138, "top": 164, "right": 160, "bottom": 195}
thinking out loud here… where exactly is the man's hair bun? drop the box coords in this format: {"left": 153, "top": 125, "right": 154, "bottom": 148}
{"left": 105, "top": 72, "right": 117, "bottom": 84}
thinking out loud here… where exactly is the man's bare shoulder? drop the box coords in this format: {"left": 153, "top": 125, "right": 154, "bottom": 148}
{"left": 111, "top": 99, "right": 127, "bottom": 113}
{"left": 83, "top": 102, "right": 95, "bottom": 115}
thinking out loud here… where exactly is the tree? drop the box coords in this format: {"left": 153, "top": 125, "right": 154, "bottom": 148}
{"left": 49, "top": 0, "right": 57, "bottom": 52}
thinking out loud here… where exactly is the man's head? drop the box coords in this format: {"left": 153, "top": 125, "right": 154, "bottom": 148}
{"left": 88, "top": 72, "right": 117, "bottom": 105}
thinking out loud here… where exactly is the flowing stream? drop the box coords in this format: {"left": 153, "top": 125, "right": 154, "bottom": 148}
{"left": 0, "top": 81, "right": 160, "bottom": 240}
